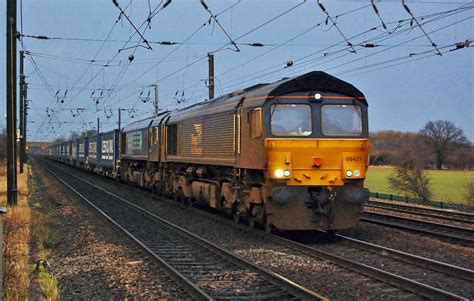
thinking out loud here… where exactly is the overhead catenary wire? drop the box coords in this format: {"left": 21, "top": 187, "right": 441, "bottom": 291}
{"left": 338, "top": 41, "right": 469, "bottom": 77}
{"left": 216, "top": 4, "right": 370, "bottom": 81}
{"left": 323, "top": 15, "right": 472, "bottom": 74}
{"left": 338, "top": 39, "right": 472, "bottom": 79}
{"left": 161, "top": 3, "right": 370, "bottom": 102}
{"left": 125, "top": 2, "right": 469, "bottom": 110}
{"left": 182, "top": 4, "right": 471, "bottom": 105}
{"left": 24, "top": 9, "right": 125, "bottom": 136}
{"left": 64, "top": 0, "right": 172, "bottom": 117}
{"left": 217, "top": 4, "right": 472, "bottom": 94}
{"left": 241, "top": 3, "right": 470, "bottom": 84}
{"left": 24, "top": 1, "right": 472, "bottom": 141}
{"left": 110, "top": 0, "right": 307, "bottom": 113}
{"left": 26, "top": 33, "right": 444, "bottom": 48}
{"left": 153, "top": 0, "right": 308, "bottom": 85}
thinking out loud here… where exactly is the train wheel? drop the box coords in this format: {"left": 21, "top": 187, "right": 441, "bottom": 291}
{"left": 173, "top": 189, "right": 184, "bottom": 203}
{"left": 233, "top": 212, "right": 241, "bottom": 224}
{"left": 325, "top": 230, "right": 337, "bottom": 240}
{"left": 265, "top": 223, "right": 274, "bottom": 234}
{"left": 248, "top": 217, "right": 257, "bottom": 229}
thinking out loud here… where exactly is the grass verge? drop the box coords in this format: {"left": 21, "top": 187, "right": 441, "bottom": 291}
{"left": 366, "top": 166, "right": 474, "bottom": 204}
{"left": 29, "top": 164, "right": 61, "bottom": 301}
{"left": 1, "top": 162, "right": 60, "bottom": 300}
{"left": 2, "top": 164, "right": 31, "bottom": 299}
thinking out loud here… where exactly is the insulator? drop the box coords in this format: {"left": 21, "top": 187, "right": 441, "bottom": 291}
{"left": 200, "top": 0, "right": 209, "bottom": 10}
{"left": 162, "top": 0, "right": 172, "bottom": 9}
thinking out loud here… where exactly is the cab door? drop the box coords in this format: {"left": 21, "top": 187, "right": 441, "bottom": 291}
{"left": 236, "top": 106, "right": 265, "bottom": 169}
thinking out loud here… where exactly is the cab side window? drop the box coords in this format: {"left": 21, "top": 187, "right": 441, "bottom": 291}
{"left": 249, "top": 108, "right": 262, "bottom": 138}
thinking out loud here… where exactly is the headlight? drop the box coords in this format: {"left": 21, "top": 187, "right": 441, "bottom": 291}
{"left": 346, "top": 170, "right": 353, "bottom": 177}
{"left": 283, "top": 170, "right": 291, "bottom": 177}
{"left": 354, "top": 169, "right": 361, "bottom": 177}
{"left": 275, "top": 169, "right": 284, "bottom": 178}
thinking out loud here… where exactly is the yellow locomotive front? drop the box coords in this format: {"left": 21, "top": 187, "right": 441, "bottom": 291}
{"left": 263, "top": 92, "right": 370, "bottom": 231}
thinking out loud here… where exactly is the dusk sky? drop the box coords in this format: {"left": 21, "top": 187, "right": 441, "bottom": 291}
{"left": 1, "top": 0, "right": 472, "bottom": 141}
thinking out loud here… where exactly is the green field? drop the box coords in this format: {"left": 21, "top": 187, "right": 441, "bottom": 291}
{"left": 365, "top": 166, "right": 474, "bottom": 204}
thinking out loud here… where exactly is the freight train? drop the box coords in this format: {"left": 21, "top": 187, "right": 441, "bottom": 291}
{"left": 49, "top": 71, "right": 370, "bottom": 232}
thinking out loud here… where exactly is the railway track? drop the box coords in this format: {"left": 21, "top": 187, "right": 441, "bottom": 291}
{"left": 361, "top": 211, "right": 474, "bottom": 246}
{"left": 41, "top": 159, "right": 471, "bottom": 300}
{"left": 333, "top": 234, "right": 474, "bottom": 282}
{"left": 366, "top": 199, "right": 474, "bottom": 224}
{"left": 41, "top": 160, "right": 326, "bottom": 300}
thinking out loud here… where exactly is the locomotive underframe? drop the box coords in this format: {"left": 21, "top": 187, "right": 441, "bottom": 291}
{"left": 119, "top": 157, "right": 368, "bottom": 230}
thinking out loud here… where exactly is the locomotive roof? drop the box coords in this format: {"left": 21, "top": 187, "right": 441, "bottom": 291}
{"left": 168, "top": 71, "right": 366, "bottom": 121}
{"left": 121, "top": 71, "right": 366, "bottom": 130}
{"left": 122, "top": 111, "right": 170, "bottom": 133}
{"left": 100, "top": 129, "right": 120, "bottom": 136}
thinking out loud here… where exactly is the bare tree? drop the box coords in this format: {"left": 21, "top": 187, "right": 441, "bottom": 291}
{"left": 419, "top": 120, "right": 468, "bottom": 169}
{"left": 53, "top": 136, "right": 66, "bottom": 143}
{"left": 81, "top": 129, "right": 98, "bottom": 138}
{"left": 69, "top": 132, "right": 80, "bottom": 141}
{"left": 446, "top": 144, "right": 473, "bottom": 170}
{"left": 68, "top": 130, "right": 97, "bottom": 141}
{"left": 370, "top": 130, "right": 432, "bottom": 167}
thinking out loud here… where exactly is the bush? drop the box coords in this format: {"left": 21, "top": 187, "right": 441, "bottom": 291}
{"left": 38, "top": 269, "right": 60, "bottom": 301}
{"left": 465, "top": 181, "right": 474, "bottom": 208}
{"left": 388, "top": 153, "right": 432, "bottom": 204}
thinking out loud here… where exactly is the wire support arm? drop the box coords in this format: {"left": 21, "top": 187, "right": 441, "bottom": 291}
{"left": 112, "top": 0, "right": 153, "bottom": 50}
{"left": 316, "top": 0, "right": 357, "bottom": 53}
{"left": 402, "top": 0, "right": 442, "bottom": 56}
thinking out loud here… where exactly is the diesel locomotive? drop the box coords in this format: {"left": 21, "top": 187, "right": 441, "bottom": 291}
{"left": 49, "top": 71, "right": 370, "bottom": 232}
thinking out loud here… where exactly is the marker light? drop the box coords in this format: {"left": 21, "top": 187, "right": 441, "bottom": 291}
{"left": 283, "top": 170, "right": 291, "bottom": 177}
{"left": 313, "top": 157, "right": 322, "bottom": 167}
{"left": 275, "top": 169, "right": 284, "bottom": 178}
{"left": 346, "top": 170, "right": 353, "bottom": 177}
{"left": 354, "top": 170, "right": 361, "bottom": 177}
{"left": 314, "top": 93, "right": 322, "bottom": 100}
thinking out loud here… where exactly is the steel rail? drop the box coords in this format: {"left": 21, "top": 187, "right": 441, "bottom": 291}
{"left": 334, "top": 234, "right": 474, "bottom": 282}
{"left": 129, "top": 180, "right": 474, "bottom": 283}
{"left": 366, "top": 199, "right": 474, "bottom": 224}
{"left": 41, "top": 162, "right": 211, "bottom": 301}
{"left": 267, "top": 234, "right": 468, "bottom": 301}
{"left": 44, "top": 159, "right": 469, "bottom": 301}
{"left": 146, "top": 183, "right": 473, "bottom": 284}
{"left": 362, "top": 211, "right": 474, "bottom": 245}
{"left": 42, "top": 159, "right": 327, "bottom": 301}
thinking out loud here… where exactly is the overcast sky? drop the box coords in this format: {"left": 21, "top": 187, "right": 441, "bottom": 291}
{"left": 1, "top": 0, "right": 472, "bottom": 141}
